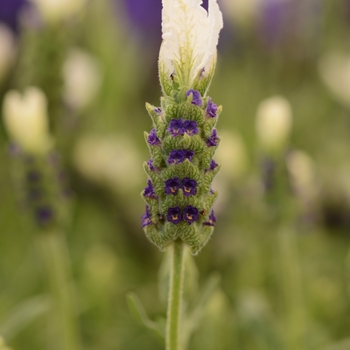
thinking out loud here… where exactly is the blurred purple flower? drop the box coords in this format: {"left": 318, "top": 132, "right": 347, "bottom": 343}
{"left": 0, "top": 0, "right": 26, "bottom": 31}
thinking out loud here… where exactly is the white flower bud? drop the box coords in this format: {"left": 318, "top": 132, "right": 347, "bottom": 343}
{"left": 63, "top": 48, "right": 101, "bottom": 111}
{"left": 0, "top": 24, "right": 16, "bottom": 83}
{"left": 29, "top": 0, "right": 86, "bottom": 23}
{"left": 159, "top": 0, "right": 223, "bottom": 91}
{"left": 255, "top": 96, "right": 292, "bottom": 153}
{"left": 2, "top": 87, "right": 52, "bottom": 154}
{"left": 319, "top": 52, "right": 350, "bottom": 109}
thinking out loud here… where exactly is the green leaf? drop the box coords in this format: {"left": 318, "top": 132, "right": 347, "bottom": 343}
{"left": 126, "top": 293, "right": 165, "bottom": 340}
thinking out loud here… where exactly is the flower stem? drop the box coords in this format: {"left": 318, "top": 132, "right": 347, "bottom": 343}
{"left": 166, "top": 240, "right": 185, "bottom": 350}
{"left": 39, "top": 231, "right": 81, "bottom": 350}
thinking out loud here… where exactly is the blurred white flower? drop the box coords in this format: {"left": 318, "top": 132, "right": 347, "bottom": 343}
{"left": 159, "top": 0, "right": 223, "bottom": 89}
{"left": 29, "top": 0, "right": 86, "bottom": 23}
{"left": 286, "top": 150, "right": 316, "bottom": 198}
{"left": 2, "top": 87, "right": 52, "bottom": 154}
{"left": 73, "top": 136, "right": 142, "bottom": 193}
{"left": 319, "top": 52, "right": 350, "bottom": 110}
{"left": 63, "top": 48, "right": 101, "bottom": 111}
{"left": 255, "top": 95, "right": 292, "bottom": 153}
{"left": 0, "top": 24, "right": 16, "bottom": 83}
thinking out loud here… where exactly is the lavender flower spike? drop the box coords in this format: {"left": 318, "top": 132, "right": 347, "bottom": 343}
{"left": 142, "top": 0, "right": 223, "bottom": 255}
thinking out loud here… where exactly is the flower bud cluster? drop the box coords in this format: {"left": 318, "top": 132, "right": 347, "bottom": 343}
{"left": 142, "top": 90, "right": 222, "bottom": 254}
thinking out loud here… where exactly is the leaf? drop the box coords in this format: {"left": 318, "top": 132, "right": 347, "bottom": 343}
{"left": 126, "top": 292, "right": 165, "bottom": 340}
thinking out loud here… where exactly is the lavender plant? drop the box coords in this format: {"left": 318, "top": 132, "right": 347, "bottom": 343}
{"left": 139, "top": 0, "right": 223, "bottom": 349}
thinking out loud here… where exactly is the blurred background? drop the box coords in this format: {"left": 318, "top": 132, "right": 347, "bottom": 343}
{"left": 1, "top": 0, "right": 350, "bottom": 349}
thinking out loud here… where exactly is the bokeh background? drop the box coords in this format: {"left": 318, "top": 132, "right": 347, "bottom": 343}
{"left": 1, "top": 0, "right": 350, "bottom": 349}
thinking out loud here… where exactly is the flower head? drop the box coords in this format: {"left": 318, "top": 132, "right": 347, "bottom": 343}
{"left": 183, "top": 205, "right": 199, "bottom": 224}
{"left": 167, "top": 207, "right": 182, "bottom": 224}
{"left": 168, "top": 150, "right": 185, "bottom": 164}
{"left": 159, "top": 0, "right": 223, "bottom": 92}
{"left": 183, "top": 149, "right": 195, "bottom": 161}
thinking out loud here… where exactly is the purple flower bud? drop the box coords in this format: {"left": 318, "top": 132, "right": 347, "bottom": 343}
{"left": 205, "top": 160, "right": 218, "bottom": 173}
{"left": 206, "top": 98, "right": 218, "bottom": 118}
{"left": 165, "top": 177, "right": 181, "bottom": 195}
{"left": 147, "top": 159, "right": 155, "bottom": 171}
{"left": 147, "top": 128, "right": 161, "bottom": 145}
{"left": 207, "top": 129, "right": 219, "bottom": 147}
{"left": 142, "top": 206, "right": 152, "bottom": 227}
{"left": 183, "top": 120, "right": 198, "bottom": 136}
{"left": 182, "top": 178, "right": 197, "bottom": 196}
{"left": 183, "top": 205, "right": 199, "bottom": 224}
{"left": 154, "top": 107, "right": 162, "bottom": 114}
{"left": 144, "top": 179, "right": 157, "bottom": 199}
{"left": 186, "top": 89, "right": 202, "bottom": 106}
{"left": 203, "top": 210, "right": 216, "bottom": 226}
{"left": 167, "top": 207, "right": 182, "bottom": 224}
{"left": 168, "top": 119, "right": 184, "bottom": 136}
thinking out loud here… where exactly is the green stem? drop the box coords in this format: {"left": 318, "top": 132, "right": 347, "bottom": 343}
{"left": 166, "top": 240, "right": 185, "bottom": 350}
{"left": 39, "top": 231, "right": 81, "bottom": 350}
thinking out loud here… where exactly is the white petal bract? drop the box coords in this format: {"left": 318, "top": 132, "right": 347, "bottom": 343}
{"left": 159, "top": 0, "right": 223, "bottom": 88}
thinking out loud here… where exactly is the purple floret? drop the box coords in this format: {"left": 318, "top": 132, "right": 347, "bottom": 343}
{"left": 167, "top": 207, "right": 182, "bottom": 224}
{"left": 35, "top": 206, "right": 53, "bottom": 226}
{"left": 147, "top": 128, "right": 161, "bottom": 145}
{"left": 186, "top": 89, "right": 202, "bottom": 106}
{"left": 206, "top": 98, "right": 218, "bottom": 118}
{"left": 168, "top": 119, "right": 184, "bottom": 136}
{"left": 165, "top": 177, "right": 181, "bottom": 195}
{"left": 183, "top": 149, "right": 195, "bottom": 161}
{"left": 182, "top": 178, "right": 197, "bottom": 196}
{"left": 183, "top": 205, "right": 199, "bottom": 224}
{"left": 206, "top": 129, "right": 219, "bottom": 147}
{"left": 183, "top": 120, "right": 198, "bottom": 136}
{"left": 168, "top": 150, "right": 185, "bottom": 164}
{"left": 203, "top": 210, "right": 216, "bottom": 226}
{"left": 142, "top": 206, "right": 152, "bottom": 227}
{"left": 143, "top": 179, "right": 157, "bottom": 199}
{"left": 147, "top": 159, "right": 155, "bottom": 171}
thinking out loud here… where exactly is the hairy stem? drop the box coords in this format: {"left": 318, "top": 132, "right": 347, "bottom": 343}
{"left": 166, "top": 240, "right": 185, "bottom": 350}
{"left": 39, "top": 231, "right": 81, "bottom": 350}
